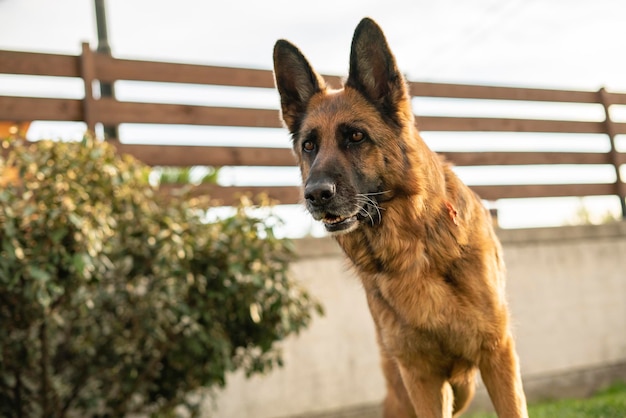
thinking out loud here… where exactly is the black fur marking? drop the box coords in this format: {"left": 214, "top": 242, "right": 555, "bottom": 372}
{"left": 398, "top": 141, "right": 412, "bottom": 172}
{"left": 289, "top": 118, "right": 304, "bottom": 140}
{"left": 443, "top": 271, "right": 457, "bottom": 287}
{"left": 379, "top": 102, "right": 404, "bottom": 130}
{"left": 345, "top": 87, "right": 404, "bottom": 131}
{"left": 362, "top": 233, "right": 386, "bottom": 274}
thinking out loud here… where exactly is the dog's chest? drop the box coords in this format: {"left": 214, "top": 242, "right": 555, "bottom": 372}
{"left": 362, "top": 270, "right": 484, "bottom": 362}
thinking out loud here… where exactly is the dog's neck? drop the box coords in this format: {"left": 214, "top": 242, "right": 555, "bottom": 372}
{"left": 335, "top": 181, "right": 464, "bottom": 281}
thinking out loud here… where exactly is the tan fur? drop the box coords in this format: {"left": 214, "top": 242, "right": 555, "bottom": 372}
{"left": 273, "top": 18, "right": 528, "bottom": 417}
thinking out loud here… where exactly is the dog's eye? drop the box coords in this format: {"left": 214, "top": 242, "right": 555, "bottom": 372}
{"left": 349, "top": 130, "right": 365, "bottom": 143}
{"left": 302, "top": 140, "right": 316, "bottom": 152}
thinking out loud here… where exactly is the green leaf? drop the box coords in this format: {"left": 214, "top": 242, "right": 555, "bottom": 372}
{"left": 28, "top": 266, "right": 51, "bottom": 282}
{"left": 71, "top": 253, "right": 86, "bottom": 273}
{"left": 36, "top": 286, "right": 52, "bottom": 308}
{"left": 50, "top": 227, "right": 67, "bottom": 244}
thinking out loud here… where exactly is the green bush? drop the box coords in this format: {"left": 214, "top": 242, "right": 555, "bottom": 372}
{"left": 0, "top": 137, "right": 322, "bottom": 417}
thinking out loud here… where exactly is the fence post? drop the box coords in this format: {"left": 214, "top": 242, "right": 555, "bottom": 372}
{"left": 80, "top": 43, "right": 97, "bottom": 133}
{"left": 598, "top": 87, "right": 626, "bottom": 218}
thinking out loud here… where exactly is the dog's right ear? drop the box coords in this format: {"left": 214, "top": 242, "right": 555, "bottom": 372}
{"left": 273, "top": 40, "right": 326, "bottom": 135}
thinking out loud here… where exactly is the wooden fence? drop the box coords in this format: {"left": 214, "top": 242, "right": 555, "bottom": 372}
{"left": 1, "top": 43, "right": 625, "bottom": 216}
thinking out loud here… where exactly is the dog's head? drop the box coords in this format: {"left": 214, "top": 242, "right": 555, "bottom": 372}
{"left": 273, "top": 18, "right": 423, "bottom": 235}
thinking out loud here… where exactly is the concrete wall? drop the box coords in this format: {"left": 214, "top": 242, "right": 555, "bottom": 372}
{"left": 212, "top": 223, "right": 626, "bottom": 417}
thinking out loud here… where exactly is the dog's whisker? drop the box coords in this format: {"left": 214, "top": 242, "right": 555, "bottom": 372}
{"left": 361, "top": 199, "right": 382, "bottom": 220}
{"left": 357, "top": 194, "right": 385, "bottom": 210}
{"left": 359, "top": 190, "right": 392, "bottom": 199}
{"left": 355, "top": 195, "right": 384, "bottom": 225}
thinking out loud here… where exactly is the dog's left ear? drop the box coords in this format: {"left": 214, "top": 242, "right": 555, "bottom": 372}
{"left": 346, "top": 18, "right": 409, "bottom": 118}
{"left": 273, "top": 40, "right": 327, "bottom": 135}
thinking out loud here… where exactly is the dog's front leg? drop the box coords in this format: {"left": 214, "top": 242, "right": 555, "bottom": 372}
{"left": 397, "top": 362, "right": 454, "bottom": 418}
{"left": 479, "top": 335, "right": 528, "bottom": 418}
{"left": 379, "top": 354, "right": 417, "bottom": 418}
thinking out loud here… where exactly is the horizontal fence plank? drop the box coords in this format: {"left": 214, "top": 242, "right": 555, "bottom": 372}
{"left": 613, "top": 121, "right": 626, "bottom": 135}
{"left": 0, "top": 96, "right": 83, "bottom": 122}
{"left": 471, "top": 183, "right": 617, "bottom": 200}
{"left": 602, "top": 91, "right": 626, "bottom": 106}
{"left": 96, "top": 54, "right": 274, "bottom": 87}
{"left": 94, "top": 99, "right": 282, "bottom": 127}
{"left": 95, "top": 54, "right": 346, "bottom": 88}
{"left": 110, "top": 141, "right": 295, "bottom": 166}
{"left": 159, "top": 184, "right": 302, "bottom": 206}
{"left": 417, "top": 116, "right": 605, "bottom": 134}
{"left": 0, "top": 50, "right": 80, "bottom": 78}
{"left": 409, "top": 81, "right": 600, "bottom": 104}
{"left": 440, "top": 151, "right": 613, "bottom": 166}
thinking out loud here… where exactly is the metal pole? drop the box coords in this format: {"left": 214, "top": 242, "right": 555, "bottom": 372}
{"left": 94, "top": 0, "right": 117, "bottom": 139}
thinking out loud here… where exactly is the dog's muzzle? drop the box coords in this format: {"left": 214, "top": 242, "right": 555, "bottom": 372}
{"left": 304, "top": 180, "right": 360, "bottom": 233}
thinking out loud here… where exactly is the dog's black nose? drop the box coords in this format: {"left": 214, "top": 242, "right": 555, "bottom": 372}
{"left": 304, "top": 181, "right": 336, "bottom": 205}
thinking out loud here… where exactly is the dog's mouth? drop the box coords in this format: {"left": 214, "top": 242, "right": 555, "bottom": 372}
{"left": 321, "top": 213, "right": 359, "bottom": 233}
{"left": 309, "top": 190, "right": 389, "bottom": 234}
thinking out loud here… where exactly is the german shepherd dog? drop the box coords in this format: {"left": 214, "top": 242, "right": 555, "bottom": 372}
{"left": 273, "top": 18, "right": 528, "bottom": 418}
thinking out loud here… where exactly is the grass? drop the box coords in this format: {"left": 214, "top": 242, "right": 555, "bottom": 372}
{"left": 468, "top": 381, "right": 626, "bottom": 418}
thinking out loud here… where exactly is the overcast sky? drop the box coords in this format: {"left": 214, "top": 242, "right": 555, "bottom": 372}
{"left": 1, "top": 0, "right": 626, "bottom": 90}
